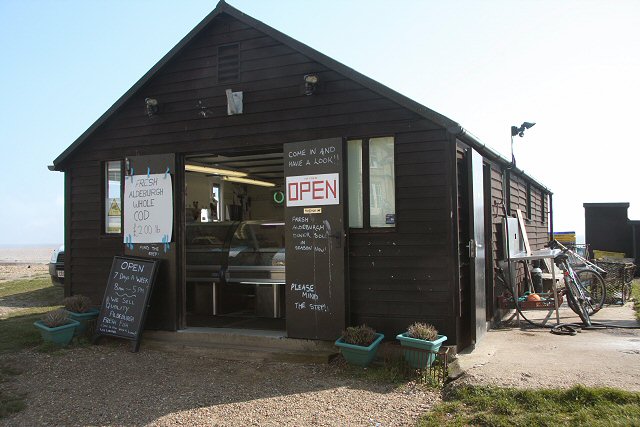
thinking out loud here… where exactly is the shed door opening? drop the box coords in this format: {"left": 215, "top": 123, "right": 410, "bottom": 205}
{"left": 184, "top": 150, "right": 286, "bottom": 331}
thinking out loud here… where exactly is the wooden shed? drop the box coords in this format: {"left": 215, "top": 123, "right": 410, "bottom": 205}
{"left": 51, "top": 1, "right": 552, "bottom": 351}
{"left": 584, "top": 202, "right": 640, "bottom": 266}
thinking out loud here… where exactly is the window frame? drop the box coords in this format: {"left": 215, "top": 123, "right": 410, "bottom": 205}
{"left": 102, "top": 159, "right": 124, "bottom": 237}
{"left": 347, "top": 136, "right": 397, "bottom": 231}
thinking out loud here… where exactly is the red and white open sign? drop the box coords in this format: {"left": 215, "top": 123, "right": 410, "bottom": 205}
{"left": 286, "top": 173, "right": 339, "bottom": 207}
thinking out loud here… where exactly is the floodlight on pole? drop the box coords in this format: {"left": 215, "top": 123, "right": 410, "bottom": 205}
{"left": 510, "top": 121, "right": 536, "bottom": 167}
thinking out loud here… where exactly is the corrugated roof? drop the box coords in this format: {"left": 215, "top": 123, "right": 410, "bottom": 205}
{"left": 52, "top": 1, "right": 551, "bottom": 193}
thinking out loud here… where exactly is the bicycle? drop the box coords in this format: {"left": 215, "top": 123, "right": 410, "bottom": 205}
{"left": 548, "top": 240, "right": 607, "bottom": 326}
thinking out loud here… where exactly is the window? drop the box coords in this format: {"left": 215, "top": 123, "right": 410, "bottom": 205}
{"left": 541, "top": 192, "right": 547, "bottom": 224}
{"left": 104, "top": 161, "right": 122, "bottom": 234}
{"left": 347, "top": 137, "right": 396, "bottom": 229}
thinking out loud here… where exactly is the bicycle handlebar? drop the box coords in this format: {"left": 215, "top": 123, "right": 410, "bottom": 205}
{"left": 548, "top": 239, "right": 568, "bottom": 252}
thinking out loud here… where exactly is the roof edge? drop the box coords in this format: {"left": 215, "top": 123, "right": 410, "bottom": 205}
{"left": 449, "top": 125, "right": 553, "bottom": 194}
{"left": 583, "top": 203, "right": 630, "bottom": 208}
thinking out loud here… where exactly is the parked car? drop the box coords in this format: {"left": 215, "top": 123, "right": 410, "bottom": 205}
{"left": 49, "top": 245, "right": 64, "bottom": 286}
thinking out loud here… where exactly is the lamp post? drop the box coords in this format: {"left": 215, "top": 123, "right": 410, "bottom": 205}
{"left": 510, "top": 122, "right": 536, "bottom": 167}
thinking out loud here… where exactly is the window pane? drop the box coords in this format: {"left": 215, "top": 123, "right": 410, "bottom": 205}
{"left": 347, "top": 140, "right": 363, "bottom": 228}
{"left": 105, "top": 161, "right": 122, "bottom": 234}
{"left": 369, "top": 137, "right": 395, "bottom": 227}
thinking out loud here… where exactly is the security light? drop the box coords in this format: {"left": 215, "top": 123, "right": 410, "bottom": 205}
{"left": 304, "top": 74, "right": 319, "bottom": 95}
{"left": 510, "top": 121, "right": 536, "bottom": 166}
{"left": 145, "top": 98, "right": 159, "bottom": 117}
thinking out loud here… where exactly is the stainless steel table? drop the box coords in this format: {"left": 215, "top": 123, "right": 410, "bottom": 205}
{"left": 508, "top": 248, "right": 562, "bottom": 325}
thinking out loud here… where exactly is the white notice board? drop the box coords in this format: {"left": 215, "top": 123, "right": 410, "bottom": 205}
{"left": 124, "top": 174, "right": 173, "bottom": 244}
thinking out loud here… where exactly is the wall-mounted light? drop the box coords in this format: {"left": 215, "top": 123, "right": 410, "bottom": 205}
{"left": 185, "top": 164, "right": 247, "bottom": 178}
{"left": 304, "top": 74, "right": 319, "bottom": 96}
{"left": 223, "top": 176, "right": 276, "bottom": 187}
{"left": 145, "top": 98, "right": 159, "bottom": 117}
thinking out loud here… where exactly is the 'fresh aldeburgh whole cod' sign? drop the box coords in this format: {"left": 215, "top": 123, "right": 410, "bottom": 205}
{"left": 123, "top": 173, "right": 173, "bottom": 244}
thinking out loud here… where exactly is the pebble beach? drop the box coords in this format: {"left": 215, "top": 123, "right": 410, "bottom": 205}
{"left": 0, "top": 245, "right": 55, "bottom": 282}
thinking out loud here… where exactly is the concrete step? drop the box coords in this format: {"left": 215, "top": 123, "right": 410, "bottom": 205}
{"left": 141, "top": 328, "right": 337, "bottom": 364}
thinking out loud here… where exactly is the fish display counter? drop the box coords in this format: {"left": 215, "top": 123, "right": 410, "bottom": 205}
{"left": 186, "top": 220, "right": 285, "bottom": 318}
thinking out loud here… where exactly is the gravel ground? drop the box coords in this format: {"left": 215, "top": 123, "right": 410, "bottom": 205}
{"left": 0, "top": 255, "right": 440, "bottom": 427}
{"left": 0, "top": 246, "right": 54, "bottom": 283}
{"left": 0, "top": 347, "right": 439, "bottom": 426}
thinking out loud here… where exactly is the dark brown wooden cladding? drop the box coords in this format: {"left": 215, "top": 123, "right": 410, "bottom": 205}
{"left": 61, "top": 12, "right": 455, "bottom": 338}
{"left": 349, "top": 136, "right": 455, "bottom": 341}
{"left": 68, "top": 13, "right": 438, "bottom": 163}
{"left": 487, "top": 163, "right": 505, "bottom": 322}
{"left": 509, "top": 173, "right": 549, "bottom": 250}
{"left": 486, "top": 163, "right": 551, "bottom": 324}
{"left": 68, "top": 159, "right": 123, "bottom": 305}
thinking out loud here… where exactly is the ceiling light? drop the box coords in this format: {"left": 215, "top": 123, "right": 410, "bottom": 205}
{"left": 185, "top": 164, "right": 247, "bottom": 177}
{"left": 223, "top": 176, "right": 275, "bottom": 187}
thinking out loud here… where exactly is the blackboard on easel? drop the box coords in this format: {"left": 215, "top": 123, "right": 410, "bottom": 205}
{"left": 94, "top": 256, "right": 160, "bottom": 352}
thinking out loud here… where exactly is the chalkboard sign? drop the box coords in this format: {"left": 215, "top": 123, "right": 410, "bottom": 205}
{"left": 95, "top": 256, "right": 159, "bottom": 352}
{"left": 284, "top": 138, "right": 346, "bottom": 340}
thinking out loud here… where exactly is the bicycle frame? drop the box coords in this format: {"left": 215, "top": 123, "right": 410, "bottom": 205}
{"left": 551, "top": 240, "right": 605, "bottom": 274}
{"left": 553, "top": 247, "right": 593, "bottom": 325}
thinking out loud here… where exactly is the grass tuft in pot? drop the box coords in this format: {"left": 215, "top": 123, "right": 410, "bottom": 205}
{"left": 341, "top": 324, "right": 377, "bottom": 347}
{"left": 63, "top": 295, "right": 92, "bottom": 313}
{"left": 407, "top": 322, "right": 438, "bottom": 341}
{"left": 41, "top": 309, "right": 72, "bottom": 328}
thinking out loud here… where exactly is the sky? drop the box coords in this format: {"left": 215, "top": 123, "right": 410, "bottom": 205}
{"left": 1, "top": 0, "right": 639, "bottom": 245}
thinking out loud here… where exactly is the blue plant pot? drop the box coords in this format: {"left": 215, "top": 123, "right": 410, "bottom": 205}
{"left": 34, "top": 319, "right": 80, "bottom": 346}
{"left": 66, "top": 308, "right": 99, "bottom": 336}
{"left": 335, "top": 333, "right": 385, "bottom": 367}
{"left": 395, "top": 333, "right": 447, "bottom": 369}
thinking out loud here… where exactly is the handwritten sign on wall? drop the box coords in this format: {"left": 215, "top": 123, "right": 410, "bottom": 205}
{"left": 124, "top": 173, "right": 173, "bottom": 244}
{"left": 284, "top": 138, "right": 345, "bottom": 340}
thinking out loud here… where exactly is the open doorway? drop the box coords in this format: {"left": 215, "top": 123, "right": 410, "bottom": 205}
{"left": 184, "top": 150, "right": 286, "bottom": 331}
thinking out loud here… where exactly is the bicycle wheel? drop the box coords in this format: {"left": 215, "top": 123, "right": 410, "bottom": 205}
{"left": 573, "top": 269, "right": 606, "bottom": 315}
{"left": 565, "top": 277, "right": 591, "bottom": 326}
